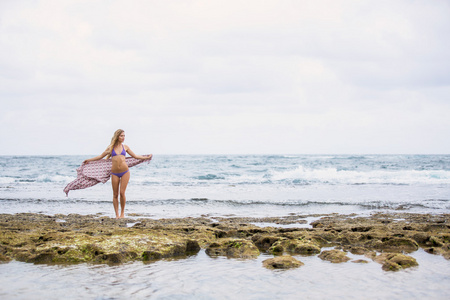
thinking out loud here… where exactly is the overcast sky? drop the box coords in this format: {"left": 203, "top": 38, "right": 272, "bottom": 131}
{"left": 1, "top": 0, "right": 449, "bottom": 155}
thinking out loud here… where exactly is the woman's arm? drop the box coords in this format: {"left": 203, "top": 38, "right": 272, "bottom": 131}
{"left": 83, "top": 148, "right": 110, "bottom": 164}
{"left": 125, "top": 145, "right": 152, "bottom": 160}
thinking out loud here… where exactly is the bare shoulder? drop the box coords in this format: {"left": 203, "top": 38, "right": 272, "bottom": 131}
{"left": 124, "top": 144, "right": 130, "bottom": 151}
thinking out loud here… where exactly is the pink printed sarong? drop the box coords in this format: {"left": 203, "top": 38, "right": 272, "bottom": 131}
{"left": 63, "top": 157, "right": 151, "bottom": 196}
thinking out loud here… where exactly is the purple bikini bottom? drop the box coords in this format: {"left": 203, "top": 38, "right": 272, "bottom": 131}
{"left": 111, "top": 170, "right": 129, "bottom": 178}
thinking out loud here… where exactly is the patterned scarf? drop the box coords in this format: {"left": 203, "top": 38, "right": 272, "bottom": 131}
{"left": 64, "top": 157, "right": 151, "bottom": 196}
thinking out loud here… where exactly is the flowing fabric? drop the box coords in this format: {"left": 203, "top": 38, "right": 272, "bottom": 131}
{"left": 64, "top": 157, "right": 151, "bottom": 196}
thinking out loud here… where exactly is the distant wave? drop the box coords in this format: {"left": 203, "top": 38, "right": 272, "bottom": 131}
{"left": 269, "top": 166, "right": 450, "bottom": 185}
{"left": 2, "top": 165, "right": 449, "bottom": 187}
{"left": 195, "top": 174, "right": 226, "bottom": 180}
{"left": 0, "top": 175, "right": 73, "bottom": 184}
{"left": 2, "top": 197, "right": 448, "bottom": 211}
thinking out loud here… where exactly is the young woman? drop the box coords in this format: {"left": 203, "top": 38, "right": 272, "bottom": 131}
{"left": 83, "top": 129, "right": 152, "bottom": 218}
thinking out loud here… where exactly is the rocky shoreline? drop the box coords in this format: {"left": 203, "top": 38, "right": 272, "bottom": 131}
{"left": 0, "top": 212, "right": 448, "bottom": 271}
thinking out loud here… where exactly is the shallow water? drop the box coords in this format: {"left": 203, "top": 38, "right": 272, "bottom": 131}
{"left": 1, "top": 249, "right": 449, "bottom": 300}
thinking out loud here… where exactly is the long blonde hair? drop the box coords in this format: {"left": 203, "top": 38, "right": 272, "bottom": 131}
{"left": 106, "top": 129, "right": 124, "bottom": 159}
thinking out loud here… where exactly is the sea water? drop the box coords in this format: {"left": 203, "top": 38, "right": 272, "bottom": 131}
{"left": 0, "top": 154, "right": 449, "bottom": 217}
{"left": 0, "top": 155, "right": 449, "bottom": 299}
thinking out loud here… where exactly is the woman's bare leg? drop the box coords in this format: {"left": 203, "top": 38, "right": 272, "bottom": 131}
{"left": 119, "top": 171, "right": 130, "bottom": 218}
{"left": 111, "top": 175, "right": 120, "bottom": 218}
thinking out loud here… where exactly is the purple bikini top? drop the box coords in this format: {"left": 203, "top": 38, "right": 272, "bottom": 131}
{"left": 112, "top": 145, "right": 126, "bottom": 157}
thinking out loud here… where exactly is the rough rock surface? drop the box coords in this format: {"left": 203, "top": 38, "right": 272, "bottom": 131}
{"left": 374, "top": 253, "right": 419, "bottom": 271}
{"left": 318, "top": 249, "right": 351, "bottom": 263}
{"left": 351, "top": 259, "right": 369, "bottom": 264}
{"left": 0, "top": 212, "right": 449, "bottom": 271}
{"left": 263, "top": 255, "right": 304, "bottom": 269}
{"left": 269, "top": 239, "right": 321, "bottom": 255}
{"left": 205, "top": 239, "right": 260, "bottom": 259}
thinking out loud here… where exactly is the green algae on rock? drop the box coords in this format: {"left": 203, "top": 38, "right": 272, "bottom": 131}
{"left": 373, "top": 253, "right": 419, "bottom": 271}
{"left": 263, "top": 255, "right": 304, "bottom": 269}
{"left": 251, "top": 235, "right": 282, "bottom": 252}
{"left": 205, "top": 239, "right": 260, "bottom": 259}
{"left": 318, "top": 249, "right": 351, "bottom": 263}
{"left": 351, "top": 259, "right": 369, "bottom": 264}
{"left": 0, "top": 212, "right": 449, "bottom": 271}
{"left": 364, "top": 237, "right": 419, "bottom": 253}
{"left": 269, "top": 239, "right": 321, "bottom": 256}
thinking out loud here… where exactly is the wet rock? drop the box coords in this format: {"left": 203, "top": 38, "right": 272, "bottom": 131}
{"left": 410, "top": 232, "right": 431, "bottom": 244}
{"left": 443, "top": 251, "right": 450, "bottom": 260}
{"left": 0, "top": 244, "right": 12, "bottom": 262}
{"left": 142, "top": 240, "right": 200, "bottom": 261}
{"left": 429, "top": 236, "right": 444, "bottom": 247}
{"left": 341, "top": 245, "right": 370, "bottom": 255}
{"left": 374, "top": 253, "right": 418, "bottom": 271}
{"left": 263, "top": 255, "right": 304, "bottom": 269}
{"left": 205, "top": 239, "right": 260, "bottom": 259}
{"left": 251, "top": 235, "right": 281, "bottom": 251}
{"left": 1, "top": 212, "right": 449, "bottom": 265}
{"left": 424, "top": 245, "right": 450, "bottom": 260}
{"left": 424, "top": 247, "right": 439, "bottom": 255}
{"left": 351, "top": 259, "right": 369, "bottom": 263}
{"left": 0, "top": 253, "right": 10, "bottom": 262}
{"left": 365, "top": 237, "right": 419, "bottom": 253}
{"left": 186, "top": 240, "right": 201, "bottom": 253}
{"left": 310, "top": 221, "right": 325, "bottom": 228}
{"left": 269, "top": 239, "right": 321, "bottom": 256}
{"left": 28, "top": 252, "right": 55, "bottom": 264}
{"left": 350, "top": 226, "right": 373, "bottom": 232}
{"left": 310, "top": 235, "right": 333, "bottom": 247}
{"left": 364, "top": 251, "right": 377, "bottom": 260}
{"left": 269, "top": 243, "right": 284, "bottom": 255}
{"left": 318, "top": 249, "right": 351, "bottom": 263}
{"left": 99, "top": 252, "right": 139, "bottom": 264}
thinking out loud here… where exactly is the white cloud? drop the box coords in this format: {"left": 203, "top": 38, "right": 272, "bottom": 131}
{"left": 1, "top": 0, "right": 449, "bottom": 155}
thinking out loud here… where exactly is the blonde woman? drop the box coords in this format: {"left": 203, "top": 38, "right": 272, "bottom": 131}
{"left": 83, "top": 129, "right": 152, "bottom": 218}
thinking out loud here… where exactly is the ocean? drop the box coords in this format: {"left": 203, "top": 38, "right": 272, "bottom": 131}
{"left": 1, "top": 154, "right": 449, "bottom": 217}
{"left": 1, "top": 154, "right": 449, "bottom": 299}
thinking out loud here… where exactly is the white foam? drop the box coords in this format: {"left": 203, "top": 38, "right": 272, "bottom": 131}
{"left": 36, "top": 174, "right": 73, "bottom": 183}
{"left": 269, "top": 165, "right": 450, "bottom": 185}
{"left": 0, "top": 177, "right": 15, "bottom": 184}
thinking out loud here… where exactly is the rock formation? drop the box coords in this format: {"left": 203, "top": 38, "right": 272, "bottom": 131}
{"left": 0, "top": 212, "right": 448, "bottom": 271}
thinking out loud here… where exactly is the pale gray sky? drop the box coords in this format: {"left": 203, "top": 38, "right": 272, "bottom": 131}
{"left": 1, "top": 0, "right": 449, "bottom": 155}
